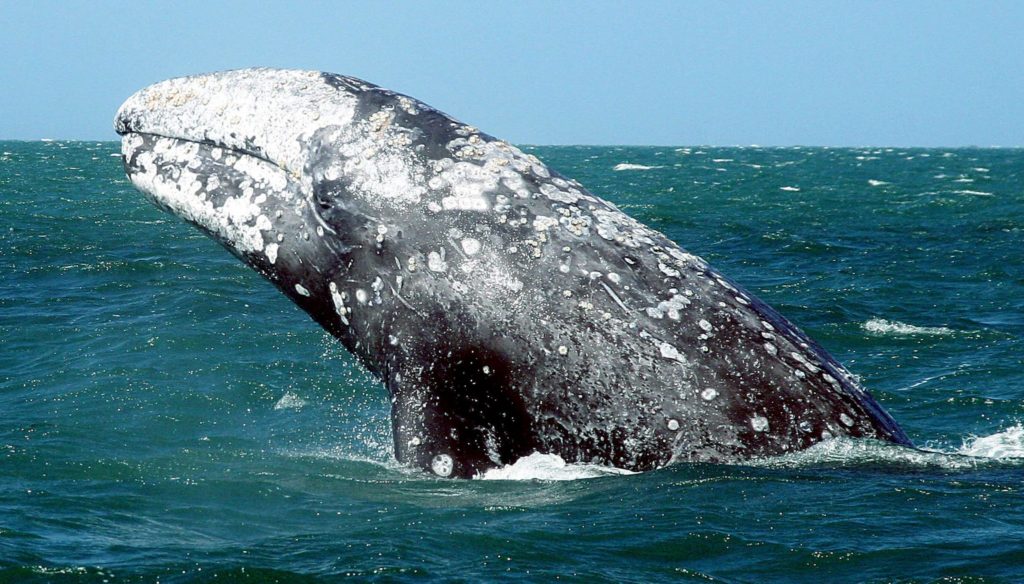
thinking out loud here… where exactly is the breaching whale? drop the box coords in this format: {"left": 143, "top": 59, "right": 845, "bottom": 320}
{"left": 116, "top": 69, "right": 911, "bottom": 478}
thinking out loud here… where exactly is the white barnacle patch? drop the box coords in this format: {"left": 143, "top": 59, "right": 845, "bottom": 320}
{"left": 427, "top": 250, "right": 448, "bottom": 272}
{"left": 557, "top": 345, "right": 568, "bottom": 356}
{"left": 328, "top": 282, "right": 349, "bottom": 325}
{"left": 764, "top": 342, "right": 778, "bottom": 356}
{"left": 751, "top": 416, "right": 770, "bottom": 432}
{"left": 294, "top": 283, "right": 310, "bottom": 297}
{"left": 646, "top": 293, "right": 691, "bottom": 320}
{"left": 441, "top": 194, "right": 489, "bottom": 212}
{"left": 789, "top": 351, "right": 820, "bottom": 373}
{"left": 698, "top": 319, "right": 713, "bottom": 332}
{"left": 355, "top": 289, "right": 368, "bottom": 304}
{"left": 667, "top": 419, "right": 680, "bottom": 431}
{"left": 658, "top": 262, "right": 681, "bottom": 278}
{"left": 461, "top": 238, "right": 481, "bottom": 256}
{"left": 659, "top": 342, "right": 686, "bottom": 363}
{"left": 532, "top": 215, "right": 559, "bottom": 232}
{"left": 265, "top": 242, "right": 279, "bottom": 264}
{"left": 539, "top": 182, "right": 579, "bottom": 204}
{"left": 607, "top": 272, "right": 622, "bottom": 285}
{"left": 371, "top": 276, "right": 385, "bottom": 303}
{"left": 701, "top": 388, "right": 718, "bottom": 401}
{"left": 431, "top": 454, "right": 454, "bottom": 477}
{"left": 840, "top": 413, "right": 855, "bottom": 427}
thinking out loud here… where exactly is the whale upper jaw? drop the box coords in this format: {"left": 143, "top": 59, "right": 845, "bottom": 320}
{"left": 114, "top": 68, "right": 362, "bottom": 180}
{"left": 114, "top": 69, "right": 369, "bottom": 273}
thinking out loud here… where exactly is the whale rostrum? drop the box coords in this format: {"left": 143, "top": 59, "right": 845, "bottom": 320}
{"left": 116, "top": 69, "right": 911, "bottom": 478}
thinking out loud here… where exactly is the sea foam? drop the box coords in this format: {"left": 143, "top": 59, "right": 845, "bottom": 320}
{"left": 863, "top": 318, "right": 953, "bottom": 336}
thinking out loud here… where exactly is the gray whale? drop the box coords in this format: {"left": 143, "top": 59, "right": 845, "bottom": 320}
{"left": 115, "top": 69, "right": 911, "bottom": 477}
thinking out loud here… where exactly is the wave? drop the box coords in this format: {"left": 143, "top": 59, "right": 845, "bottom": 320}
{"left": 779, "top": 186, "right": 801, "bottom": 192}
{"left": 867, "top": 179, "right": 889, "bottom": 187}
{"left": 612, "top": 163, "right": 662, "bottom": 171}
{"left": 953, "top": 189, "right": 994, "bottom": 197}
{"left": 755, "top": 426, "right": 1024, "bottom": 471}
{"left": 273, "top": 391, "right": 307, "bottom": 410}
{"left": 863, "top": 318, "right": 953, "bottom": 336}
{"left": 482, "top": 426, "right": 1024, "bottom": 479}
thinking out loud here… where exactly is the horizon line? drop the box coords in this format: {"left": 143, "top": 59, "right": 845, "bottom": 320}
{"left": 2, "top": 138, "right": 1022, "bottom": 150}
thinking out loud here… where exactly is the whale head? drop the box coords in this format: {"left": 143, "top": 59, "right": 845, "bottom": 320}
{"left": 114, "top": 68, "right": 461, "bottom": 339}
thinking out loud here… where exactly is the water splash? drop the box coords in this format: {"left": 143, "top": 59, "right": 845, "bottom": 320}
{"left": 958, "top": 425, "right": 1024, "bottom": 459}
{"left": 477, "top": 452, "right": 635, "bottom": 481}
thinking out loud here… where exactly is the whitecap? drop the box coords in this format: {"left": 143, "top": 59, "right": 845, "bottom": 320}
{"left": 779, "top": 186, "right": 801, "bottom": 192}
{"left": 863, "top": 318, "right": 953, "bottom": 336}
{"left": 867, "top": 179, "right": 889, "bottom": 187}
{"left": 273, "top": 391, "right": 307, "bottom": 410}
{"left": 612, "top": 163, "right": 662, "bottom": 171}
{"left": 953, "top": 190, "right": 994, "bottom": 197}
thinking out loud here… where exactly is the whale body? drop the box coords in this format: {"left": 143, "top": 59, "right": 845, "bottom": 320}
{"left": 116, "top": 69, "right": 911, "bottom": 477}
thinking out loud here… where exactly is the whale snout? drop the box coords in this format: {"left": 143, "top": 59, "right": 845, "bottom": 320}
{"left": 114, "top": 68, "right": 361, "bottom": 179}
{"left": 114, "top": 69, "right": 366, "bottom": 280}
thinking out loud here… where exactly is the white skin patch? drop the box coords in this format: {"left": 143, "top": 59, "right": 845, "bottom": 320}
{"left": 294, "top": 284, "right": 310, "bottom": 297}
{"left": 265, "top": 243, "right": 279, "bottom": 264}
{"left": 751, "top": 416, "right": 769, "bottom": 432}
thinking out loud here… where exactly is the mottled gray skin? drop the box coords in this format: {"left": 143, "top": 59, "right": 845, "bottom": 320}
{"left": 116, "top": 69, "right": 911, "bottom": 478}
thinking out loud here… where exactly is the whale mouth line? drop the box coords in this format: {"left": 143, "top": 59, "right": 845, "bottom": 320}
{"left": 120, "top": 129, "right": 290, "bottom": 177}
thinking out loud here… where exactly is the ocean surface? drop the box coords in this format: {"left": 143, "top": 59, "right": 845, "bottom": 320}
{"left": 2, "top": 141, "right": 1023, "bottom": 582}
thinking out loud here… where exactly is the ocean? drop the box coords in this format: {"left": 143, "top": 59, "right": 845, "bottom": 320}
{"left": 1, "top": 141, "right": 1022, "bottom": 582}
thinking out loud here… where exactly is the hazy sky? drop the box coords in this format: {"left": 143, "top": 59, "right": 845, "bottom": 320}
{"left": 2, "top": 1, "right": 1022, "bottom": 146}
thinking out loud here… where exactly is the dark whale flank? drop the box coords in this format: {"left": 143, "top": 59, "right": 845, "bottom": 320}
{"left": 116, "top": 69, "right": 911, "bottom": 477}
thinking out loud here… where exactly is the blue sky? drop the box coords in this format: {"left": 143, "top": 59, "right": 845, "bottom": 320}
{"left": 2, "top": 1, "right": 1022, "bottom": 146}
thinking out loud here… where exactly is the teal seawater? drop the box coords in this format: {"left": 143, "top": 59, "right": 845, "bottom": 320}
{"left": 2, "top": 141, "right": 1023, "bottom": 582}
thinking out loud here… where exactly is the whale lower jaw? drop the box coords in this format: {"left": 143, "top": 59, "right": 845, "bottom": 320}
{"left": 121, "top": 132, "right": 302, "bottom": 262}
